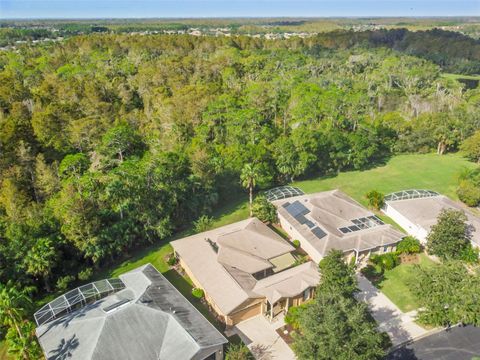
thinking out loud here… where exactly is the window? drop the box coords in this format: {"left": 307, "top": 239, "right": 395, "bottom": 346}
{"left": 303, "top": 288, "right": 310, "bottom": 301}
{"left": 383, "top": 245, "right": 389, "bottom": 253}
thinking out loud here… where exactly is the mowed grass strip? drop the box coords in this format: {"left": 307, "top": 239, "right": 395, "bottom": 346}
{"left": 374, "top": 254, "right": 437, "bottom": 313}
{"left": 293, "top": 153, "right": 476, "bottom": 207}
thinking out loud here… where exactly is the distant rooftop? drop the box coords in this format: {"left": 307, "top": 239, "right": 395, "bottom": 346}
{"left": 35, "top": 264, "right": 227, "bottom": 360}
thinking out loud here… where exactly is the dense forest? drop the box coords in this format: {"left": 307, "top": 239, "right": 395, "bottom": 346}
{"left": 0, "top": 30, "right": 479, "bottom": 356}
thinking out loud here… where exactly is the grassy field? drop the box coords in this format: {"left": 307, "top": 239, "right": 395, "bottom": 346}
{"left": 373, "top": 253, "right": 437, "bottom": 312}
{"left": 293, "top": 153, "right": 476, "bottom": 206}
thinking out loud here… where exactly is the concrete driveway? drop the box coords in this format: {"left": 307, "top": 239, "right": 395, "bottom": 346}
{"left": 356, "top": 274, "right": 428, "bottom": 346}
{"left": 231, "top": 315, "right": 295, "bottom": 360}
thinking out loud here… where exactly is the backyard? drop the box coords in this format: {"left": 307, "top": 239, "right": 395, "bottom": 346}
{"left": 372, "top": 253, "right": 437, "bottom": 312}
{"left": 96, "top": 153, "right": 473, "bottom": 319}
{"left": 29, "top": 152, "right": 475, "bottom": 343}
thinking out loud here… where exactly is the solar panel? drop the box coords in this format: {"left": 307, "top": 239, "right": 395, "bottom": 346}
{"left": 285, "top": 200, "right": 310, "bottom": 218}
{"left": 339, "top": 227, "right": 351, "bottom": 234}
{"left": 305, "top": 220, "right": 315, "bottom": 228}
{"left": 296, "top": 214, "right": 308, "bottom": 224}
{"left": 311, "top": 227, "right": 327, "bottom": 239}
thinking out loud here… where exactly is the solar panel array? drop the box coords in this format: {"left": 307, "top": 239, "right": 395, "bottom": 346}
{"left": 264, "top": 186, "right": 304, "bottom": 201}
{"left": 283, "top": 201, "right": 327, "bottom": 239}
{"left": 283, "top": 200, "right": 309, "bottom": 218}
{"left": 311, "top": 227, "right": 327, "bottom": 239}
{"left": 339, "top": 215, "right": 384, "bottom": 234}
{"left": 384, "top": 189, "right": 439, "bottom": 202}
{"left": 34, "top": 278, "right": 126, "bottom": 327}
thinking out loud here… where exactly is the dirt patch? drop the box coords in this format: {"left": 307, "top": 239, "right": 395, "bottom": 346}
{"left": 276, "top": 324, "right": 296, "bottom": 345}
{"left": 399, "top": 253, "right": 420, "bottom": 264}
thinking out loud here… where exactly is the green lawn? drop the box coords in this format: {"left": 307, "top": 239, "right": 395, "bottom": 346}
{"left": 293, "top": 153, "right": 476, "bottom": 207}
{"left": 374, "top": 254, "right": 437, "bottom": 312}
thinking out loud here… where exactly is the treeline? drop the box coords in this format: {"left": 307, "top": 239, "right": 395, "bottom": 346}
{"left": 0, "top": 33, "right": 479, "bottom": 297}
{"left": 313, "top": 28, "right": 480, "bottom": 75}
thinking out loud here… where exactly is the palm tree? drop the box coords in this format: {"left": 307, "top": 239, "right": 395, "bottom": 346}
{"left": 0, "top": 282, "right": 31, "bottom": 345}
{"left": 241, "top": 163, "right": 260, "bottom": 217}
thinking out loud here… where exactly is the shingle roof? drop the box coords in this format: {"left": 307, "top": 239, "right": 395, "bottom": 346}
{"left": 385, "top": 194, "right": 480, "bottom": 247}
{"left": 36, "top": 264, "right": 227, "bottom": 360}
{"left": 274, "top": 190, "right": 404, "bottom": 257}
{"left": 253, "top": 261, "right": 319, "bottom": 303}
{"left": 171, "top": 218, "right": 319, "bottom": 314}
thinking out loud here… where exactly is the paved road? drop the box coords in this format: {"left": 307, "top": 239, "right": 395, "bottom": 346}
{"left": 356, "top": 274, "right": 428, "bottom": 346}
{"left": 387, "top": 325, "right": 480, "bottom": 360}
{"left": 232, "top": 315, "right": 295, "bottom": 360}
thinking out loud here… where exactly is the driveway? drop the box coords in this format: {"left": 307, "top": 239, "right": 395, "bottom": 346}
{"left": 231, "top": 315, "right": 295, "bottom": 360}
{"left": 387, "top": 325, "right": 480, "bottom": 360}
{"left": 356, "top": 274, "right": 428, "bottom": 346}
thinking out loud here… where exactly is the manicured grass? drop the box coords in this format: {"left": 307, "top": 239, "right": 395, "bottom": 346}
{"left": 293, "top": 153, "right": 476, "bottom": 207}
{"left": 374, "top": 253, "right": 437, "bottom": 313}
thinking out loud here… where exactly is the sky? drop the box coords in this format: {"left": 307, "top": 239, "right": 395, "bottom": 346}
{"left": 0, "top": 0, "right": 479, "bottom": 19}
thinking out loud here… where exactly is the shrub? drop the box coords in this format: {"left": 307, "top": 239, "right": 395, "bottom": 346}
{"left": 191, "top": 287, "right": 204, "bottom": 299}
{"left": 371, "top": 252, "right": 399, "bottom": 271}
{"left": 292, "top": 239, "right": 301, "bottom": 248}
{"left": 294, "top": 255, "right": 308, "bottom": 266}
{"left": 460, "top": 130, "right": 480, "bottom": 163}
{"left": 194, "top": 215, "right": 214, "bottom": 233}
{"left": 284, "top": 303, "right": 308, "bottom": 330}
{"left": 460, "top": 246, "right": 479, "bottom": 263}
{"left": 396, "top": 236, "right": 421, "bottom": 254}
{"left": 457, "top": 180, "right": 480, "bottom": 207}
{"left": 78, "top": 268, "right": 93, "bottom": 281}
{"left": 225, "top": 343, "right": 253, "bottom": 360}
{"left": 56, "top": 275, "right": 75, "bottom": 291}
{"left": 365, "top": 190, "right": 385, "bottom": 210}
{"left": 252, "top": 195, "right": 277, "bottom": 223}
{"left": 167, "top": 254, "right": 178, "bottom": 266}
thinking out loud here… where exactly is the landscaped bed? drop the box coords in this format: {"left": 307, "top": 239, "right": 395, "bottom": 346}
{"left": 367, "top": 253, "right": 437, "bottom": 312}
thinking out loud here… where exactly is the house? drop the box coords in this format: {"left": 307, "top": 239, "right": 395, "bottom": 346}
{"left": 34, "top": 264, "right": 227, "bottom": 360}
{"left": 382, "top": 190, "right": 480, "bottom": 247}
{"left": 171, "top": 218, "right": 319, "bottom": 326}
{"left": 273, "top": 190, "right": 405, "bottom": 264}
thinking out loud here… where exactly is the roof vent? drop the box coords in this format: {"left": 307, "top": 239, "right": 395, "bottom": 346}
{"left": 103, "top": 298, "right": 130, "bottom": 313}
{"left": 206, "top": 238, "right": 219, "bottom": 253}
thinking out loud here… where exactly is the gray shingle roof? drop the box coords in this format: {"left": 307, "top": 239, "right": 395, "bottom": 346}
{"left": 36, "top": 264, "right": 227, "bottom": 360}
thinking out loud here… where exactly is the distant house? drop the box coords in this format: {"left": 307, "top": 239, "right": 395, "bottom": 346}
{"left": 383, "top": 190, "right": 480, "bottom": 247}
{"left": 35, "top": 264, "right": 227, "bottom": 360}
{"left": 171, "top": 218, "right": 319, "bottom": 325}
{"left": 273, "top": 190, "right": 404, "bottom": 264}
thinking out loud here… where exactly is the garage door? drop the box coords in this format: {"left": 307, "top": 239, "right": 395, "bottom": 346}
{"left": 229, "top": 303, "right": 262, "bottom": 324}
